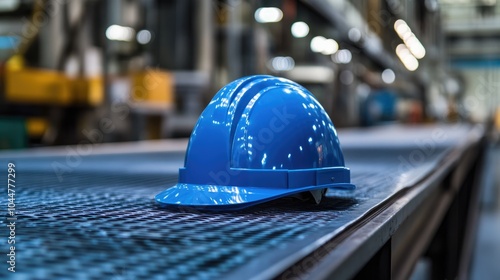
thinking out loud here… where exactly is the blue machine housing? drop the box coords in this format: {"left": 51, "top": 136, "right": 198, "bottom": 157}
{"left": 155, "top": 75, "right": 354, "bottom": 210}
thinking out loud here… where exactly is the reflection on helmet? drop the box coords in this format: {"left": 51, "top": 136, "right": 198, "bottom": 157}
{"left": 155, "top": 75, "right": 354, "bottom": 210}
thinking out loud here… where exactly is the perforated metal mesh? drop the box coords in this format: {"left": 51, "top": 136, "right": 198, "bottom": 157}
{"left": 0, "top": 146, "right": 448, "bottom": 280}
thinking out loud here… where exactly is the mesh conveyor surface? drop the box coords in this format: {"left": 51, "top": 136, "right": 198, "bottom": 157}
{"left": 0, "top": 144, "right": 451, "bottom": 279}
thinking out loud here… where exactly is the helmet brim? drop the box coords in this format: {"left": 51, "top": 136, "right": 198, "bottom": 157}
{"left": 154, "top": 183, "right": 355, "bottom": 211}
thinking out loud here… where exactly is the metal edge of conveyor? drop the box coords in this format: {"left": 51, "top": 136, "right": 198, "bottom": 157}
{"left": 457, "top": 135, "right": 489, "bottom": 280}
{"left": 0, "top": 138, "right": 189, "bottom": 159}
{"left": 223, "top": 125, "right": 485, "bottom": 280}
{"left": 292, "top": 125, "right": 486, "bottom": 280}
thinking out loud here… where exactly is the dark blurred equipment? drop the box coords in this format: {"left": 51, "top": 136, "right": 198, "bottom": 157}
{"left": 360, "top": 89, "right": 397, "bottom": 126}
{"left": 0, "top": 0, "right": 452, "bottom": 147}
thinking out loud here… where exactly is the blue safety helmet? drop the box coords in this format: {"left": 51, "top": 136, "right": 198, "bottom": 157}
{"left": 155, "top": 75, "right": 354, "bottom": 210}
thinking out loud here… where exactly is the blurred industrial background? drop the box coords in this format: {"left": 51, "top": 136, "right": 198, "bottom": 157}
{"left": 0, "top": 0, "right": 500, "bottom": 279}
{"left": 0, "top": 0, "right": 499, "bottom": 147}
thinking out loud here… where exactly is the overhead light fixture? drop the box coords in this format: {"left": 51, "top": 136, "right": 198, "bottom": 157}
{"left": 381, "top": 69, "right": 396, "bottom": 84}
{"left": 254, "top": 7, "right": 283, "bottom": 23}
{"left": 393, "top": 19, "right": 426, "bottom": 59}
{"left": 269, "top": 56, "right": 295, "bottom": 71}
{"left": 396, "top": 44, "right": 418, "bottom": 71}
{"left": 394, "top": 19, "right": 410, "bottom": 36}
{"left": 106, "top": 24, "right": 135, "bottom": 42}
{"left": 404, "top": 34, "right": 426, "bottom": 59}
{"left": 291, "top": 22, "right": 309, "bottom": 38}
{"left": 136, "top": 30, "right": 152, "bottom": 45}
{"left": 348, "top": 28, "right": 362, "bottom": 43}
{"left": 310, "top": 36, "right": 326, "bottom": 53}
{"left": 332, "top": 49, "right": 352, "bottom": 64}
{"left": 285, "top": 66, "right": 334, "bottom": 83}
{"left": 321, "top": 39, "right": 339, "bottom": 55}
{"left": 310, "top": 36, "right": 338, "bottom": 55}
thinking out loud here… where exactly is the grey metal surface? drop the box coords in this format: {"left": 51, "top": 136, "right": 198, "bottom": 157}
{"left": 0, "top": 125, "right": 474, "bottom": 279}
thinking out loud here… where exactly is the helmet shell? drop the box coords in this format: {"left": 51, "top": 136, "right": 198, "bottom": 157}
{"left": 156, "top": 75, "right": 354, "bottom": 210}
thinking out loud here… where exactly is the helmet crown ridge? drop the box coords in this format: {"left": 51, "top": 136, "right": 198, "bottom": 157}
{"left": 183, "top": 75, "right": 345, "bottom": 178}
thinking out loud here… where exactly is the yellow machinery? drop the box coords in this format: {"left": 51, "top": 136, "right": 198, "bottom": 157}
{"left": 2, "top": 56, "right": 175, "bottom": 142}
{"left": 130, "top": 70, "right": 175, "bottom": 106}
{"left": 5, "top": 68, "right": 73, "bottom": 105}
{"left": 5, "top": 60, "right": 104, "bottom": 106}
{"left": 5, "top": 57, "right": 173, "bottom": 107}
